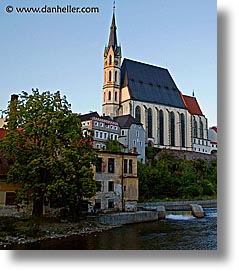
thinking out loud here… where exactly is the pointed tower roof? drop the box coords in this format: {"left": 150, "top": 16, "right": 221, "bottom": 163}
{"left": 108, "top": 13, "right": 118, "bottom": 49}
{"left": 104, "top": 6, "right": 121, "bottom": 57}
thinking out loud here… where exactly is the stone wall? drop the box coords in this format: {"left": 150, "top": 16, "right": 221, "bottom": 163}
{"left": 155, "top": 149, "right": 217, "bottom": 163}
{"left": 90, "top": 211, "right": 159, "bottom": 225}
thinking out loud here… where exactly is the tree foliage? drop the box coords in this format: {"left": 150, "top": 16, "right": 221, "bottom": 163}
{"left": 0, "top": 89, "right": 97, "bottom": 217}
{"left": 138, "top": 151, "right": 217, "bottom": 201}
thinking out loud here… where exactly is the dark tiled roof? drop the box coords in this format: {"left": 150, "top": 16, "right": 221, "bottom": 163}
{"left": 113, "top": 115, "right": 142, "bottom": 128}
{"left": 80, "top": 112, "right": 99, "bottom": 121}
{"left": 182, "top": 95, "right": 203, "bottom": 115}
{"left": 120, "top": 59, "right": 186, "bottom": 109}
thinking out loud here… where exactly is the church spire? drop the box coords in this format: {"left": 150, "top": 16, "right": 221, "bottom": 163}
{"left": 108, "top": 3, "right": 118, "bottom": 49}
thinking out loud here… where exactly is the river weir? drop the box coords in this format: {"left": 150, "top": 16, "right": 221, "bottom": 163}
{"left": 6, "top": 208, "right": 217, "bottom": 250}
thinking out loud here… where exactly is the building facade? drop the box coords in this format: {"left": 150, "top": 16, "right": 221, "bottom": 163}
{"left": 114, "top": 114, "right": 146, "bottom": 163}
{"left": 92, "top": 151, "right": 138, "bottom": 212}
{"left": 81, "top": 112, "right": 120, "bottom": 150}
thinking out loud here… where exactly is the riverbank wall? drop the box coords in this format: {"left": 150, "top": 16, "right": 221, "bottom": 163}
{"left": 88, "top": 211, "right": 159, "bottom": 225}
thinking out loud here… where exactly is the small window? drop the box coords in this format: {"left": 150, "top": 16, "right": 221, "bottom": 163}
{"left": 115, "top": 91, "right": 117, "bottom": 101}
{"left": 115, "top": 71, "right": 117, "bottom": 82}
{"left": 94, "top": 122, "right": 98, "bottom": 126}
{"left": 129, "top": 160, "right": 133, "bottom": 174}
{"left": 108, "top": 158, "right": 115, "bottom": 173}
{"left": 5, "top": 192, "right": 16, "bottom": 206}
{"left": 99, "top": 132, "right": 103, "bottom": 139}
{"left": 108, "top": 181, "right": 114, "bottom": 192}
{"left": 124, "top": 159, "right": 128, "bottom": 174}
{"left": 95, "top": 199, "right": 101, "bottom": 210}
{"left": 95, "top": 131, "right": 99, "bottom": 138}
{"left": 133, "top": 140, "right": 136, "bottom": 146}
{"left": 104, "top": 132, "right": 107, "bottom": 139}
{"left": 96, "top": 181, "right": 102, "bottom": 192}
{"left": 108, "top": 199, "right": 114, "bottom": 209}
{"left": 108, "top": 91, "right": 111, "bottom": 100}
{"left": 121, "top": 130, "right": 125, "bottom": 136}
{"left": 96, "top": 157, "right": 102, "bottom": 172}
{"left": 136, "top": 130, "right": 139, "bottom": 137}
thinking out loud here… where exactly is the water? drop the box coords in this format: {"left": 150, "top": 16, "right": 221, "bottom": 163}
{"left": 11, "top": 208, "right": 217, "bottom": 250}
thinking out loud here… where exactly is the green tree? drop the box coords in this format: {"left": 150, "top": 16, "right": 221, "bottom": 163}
{"left": 105, "top": 139, "right": 121, "bottom": 153}
{"left": 0, "top": 89, "right": 97, "bottom": 217}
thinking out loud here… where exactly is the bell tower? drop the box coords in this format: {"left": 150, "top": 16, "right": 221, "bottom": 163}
{"left": 102, "top": 7, "right": 122, "bottom": 117}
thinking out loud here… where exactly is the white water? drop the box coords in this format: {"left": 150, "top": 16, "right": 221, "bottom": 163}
{"left": 166, "top": 214, "right": 195, "bottom": 220}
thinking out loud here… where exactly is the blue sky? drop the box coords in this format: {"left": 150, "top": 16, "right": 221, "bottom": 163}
{"left": 0, "top": 0, "right": 217, "bottom": 126}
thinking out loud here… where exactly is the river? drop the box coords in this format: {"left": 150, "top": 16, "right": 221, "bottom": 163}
{"left": 11, "top": 208, "right": 217, "bottom": 250}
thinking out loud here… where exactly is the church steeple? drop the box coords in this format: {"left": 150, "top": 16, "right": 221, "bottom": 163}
{"left": 102, "top": 4, "right": 122, "bottom": 118}
{"left": 108, "top": 12, "right": 117, "bottom": 49}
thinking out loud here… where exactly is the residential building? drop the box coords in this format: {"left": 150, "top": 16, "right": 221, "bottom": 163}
{"left": 92, "top": 151, "right": 138, "bottom": 212}
{"left": 80, "top": 112, "right": 120, "bottom": 150}
{"left": 113, "top": 114, "right": 145, "bottom": 163}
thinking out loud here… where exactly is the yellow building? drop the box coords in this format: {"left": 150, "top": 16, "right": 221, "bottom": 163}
{"left": 92, "top": 151, "right": 139, "bottom": 212}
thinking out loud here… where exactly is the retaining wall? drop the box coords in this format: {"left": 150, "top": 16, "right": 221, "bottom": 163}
{"left": 89, "top": 211, "right": 159, "bottom": 225}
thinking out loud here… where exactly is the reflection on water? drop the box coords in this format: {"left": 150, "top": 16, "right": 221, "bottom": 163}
{"left": 12, "top": 208, "right": 217, "bottom": 250}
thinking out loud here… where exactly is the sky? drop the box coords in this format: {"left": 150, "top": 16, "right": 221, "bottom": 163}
{"left": 0, "top": 0, "right": 217, "bottom": 126}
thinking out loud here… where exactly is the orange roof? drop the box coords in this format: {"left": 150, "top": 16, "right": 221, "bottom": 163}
{"left": 0, "top": 128, "right": 6, "bottom": 139}
{"left": 211, "top": 126, "right": 217, "bottom": 133}
{"left": 182, "top": 95, "right": 203, "bottom": 115}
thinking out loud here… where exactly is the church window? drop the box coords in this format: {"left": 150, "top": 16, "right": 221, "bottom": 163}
{"left": 135, "top": 106, "right": 141, "bottom": 123}
{"left": 148, "top": 108, "right": 153, "bottom": 138}
{"left": 169, "top": 112, "right": 175, "bottom": 146}
{"left": 193, "top": 117, "right": 198, "bottom": 138}
{"left": 115, "top": 71, "right": 117, "bottom": 82}
{"left": 115, "top": 91, "right": 117, "bottom": 101}
{"left": 109, "top": 71, "right": 112, "bottom": 82}
{"left": 180, "top": 113, "right": 185, "bottom": 148}
{"left": 200, "top": 119, "right": 203, "bottom": 139}
{"left": 108, "top": 91, "right": 111, "bottom": 101}
{"left": 159, "top": 110, "right": 164, "bottom": 145}
{"left": 109, "top": 55, "right": 112, "bottom": 65}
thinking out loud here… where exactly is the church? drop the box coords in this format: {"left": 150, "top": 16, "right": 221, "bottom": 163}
{"left": 102, "top": 10, "right": 212, "bottom": 154}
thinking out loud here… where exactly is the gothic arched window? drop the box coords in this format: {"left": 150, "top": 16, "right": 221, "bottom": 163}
{"left": 109, "top": 71, "right": 112, "bottom": 82}
{"left": 135, "top": 106, "right": 141, "bottom": 123}
{"left": 108, "top": 91, "right": 111, "bottom": 101}
{"left": 200, "top": 119, "right": 203, "bottom": 139}
{"left": 148, "top": 108, "right": 153, "bottom": 138}
{"left": 115, "top": 71, "right": 117, "bottom": 82}
{"left": 180, "top": 113, "right": 185, "bottom": 148}
{"left": 114, "top": 91, "right": 117, "bottom": 101}
{"left": 159, "top": 110, "right": 164, "bottom": 145}
{"left": 193, "top": 117, "right": 198, "bottom": 138}
{"left": 170, "top": 111, "right": 175, "bottom": 146}
{"left": 109, "top": 55, "right": 112, "bottom": 65}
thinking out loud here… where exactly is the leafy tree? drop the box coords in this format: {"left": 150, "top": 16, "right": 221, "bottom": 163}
{"left": 0, "top": 89, "right": 97, "bottom": 217}
{"left": 138, "top": 151, "right": 217, "bottom": 201}
{"left": 105, "top": 139, "right": 121, "bottom": 153}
